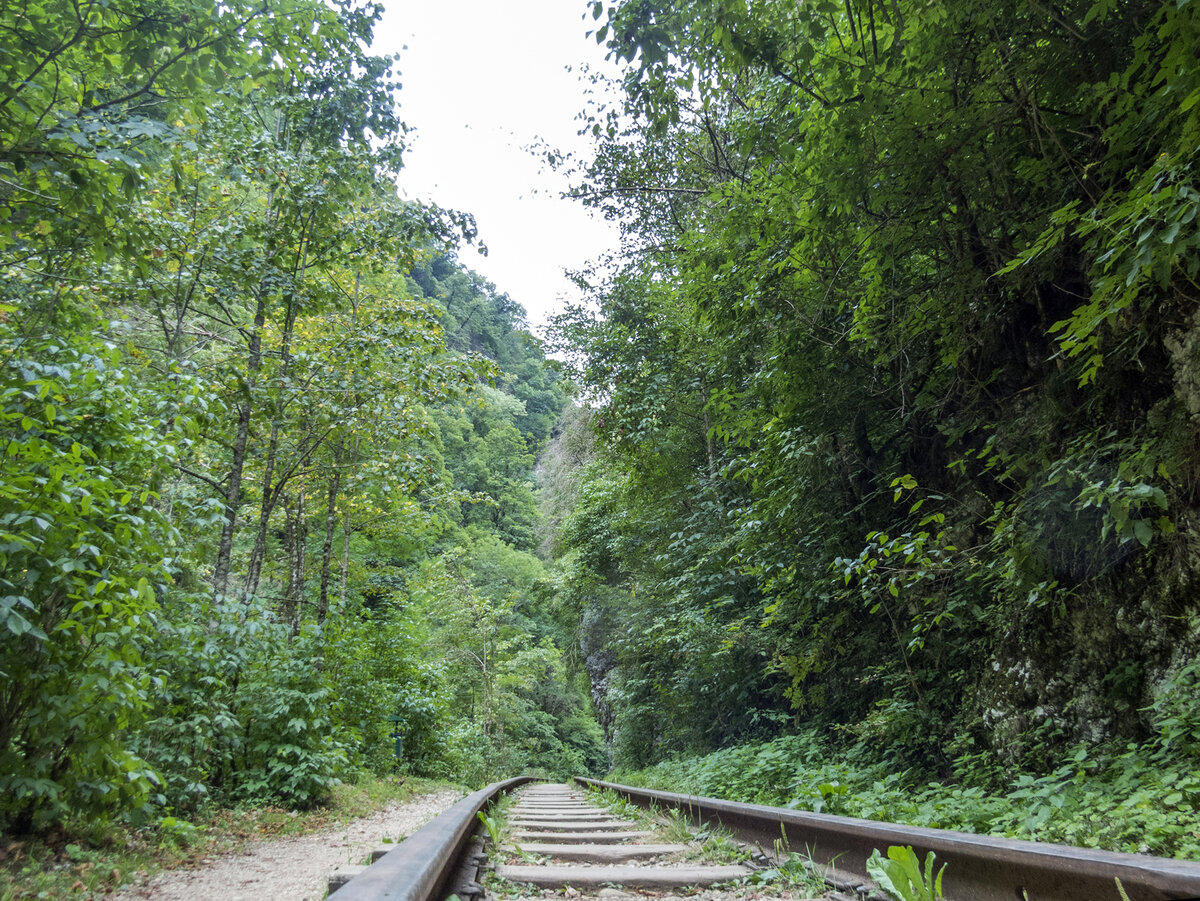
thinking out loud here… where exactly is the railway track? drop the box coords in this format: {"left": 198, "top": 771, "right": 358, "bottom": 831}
{"left": 491, "top": 782, "right": 754, "bottom": 891}
{"left": 326, "top": 777, "right": 1200, "bottom": 901}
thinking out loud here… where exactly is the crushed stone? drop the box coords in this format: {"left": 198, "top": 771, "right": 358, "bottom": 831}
{"left": 114, "top": 788, "right": 462, "bottom": 901}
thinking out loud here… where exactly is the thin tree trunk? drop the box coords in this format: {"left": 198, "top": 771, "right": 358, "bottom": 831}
{"left": 246, "top": 294, "right": 301, "bottom": 598}
{"left": 294, "top": 489, "right": 307, "bottom": 621}
{"left": 702, "top": 408, "right": 725, "bottom": 515}
{"left": 213, "top": 168, "right": 279, "bottom": 602}
{"left": 283, "top": 489, "right": 307, "bottom": 631}
{"left": 280, "top": 492, "right": 297, "bottom": 627}
{"left": 244, "top": 419, "right": 278, "bottom": 599}
{"left": 340, "top": 505, "right": 352, "bottom": 607}
{"left": 317, "top": 441, "right": 343, "bottom": 622}
{"left": 335, "top": 274, "right": 362, "bottom": 609}
{"left": 703, "top": 410, "right": 716, "bottom": 478}
{"left": 212, "top": 297, "right": 265, "bottom": 601}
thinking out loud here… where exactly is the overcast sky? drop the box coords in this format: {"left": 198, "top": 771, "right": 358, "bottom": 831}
{"left": 373, "top": 0, "right": 622, "bottom": 332}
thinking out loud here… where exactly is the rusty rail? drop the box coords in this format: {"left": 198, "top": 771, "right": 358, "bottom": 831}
{"left": 327, "top": 775, "right": 534, "bottom": 901}
{"left": 577, "top": 777, "right": 1200, "bottom": 901}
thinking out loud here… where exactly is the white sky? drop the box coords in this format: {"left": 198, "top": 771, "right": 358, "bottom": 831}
{"left": 374, "top": 0, "right": 623, "bottom": 332}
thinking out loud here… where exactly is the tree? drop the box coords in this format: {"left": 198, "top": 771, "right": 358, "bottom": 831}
{"left": 554, "top": 0, "right": 1200, "bottom": 773}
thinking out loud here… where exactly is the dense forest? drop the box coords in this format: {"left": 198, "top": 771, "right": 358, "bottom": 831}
{"left": 3, "top": 0, "right": 1200, "bottom": 873}
{"left": 543, "top": 0, "right": 1200, "bottom": 859}
{"left": 0, "top": 0, "right": 601, "bottom": 839}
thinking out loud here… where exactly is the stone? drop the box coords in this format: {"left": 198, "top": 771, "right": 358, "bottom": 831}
{"left": 326, "top": 864, "right": 367, "bottom": 893}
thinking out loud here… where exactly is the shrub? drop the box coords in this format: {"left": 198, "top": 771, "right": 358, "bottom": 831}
{"left": 134, "top": 595, "right": 348, "bottom": 812}
{"left": 0, "top": 332, "right": 182, "bottom": 831}
{"left": 614, "top": 730, "right": 1200, "bottom": 858}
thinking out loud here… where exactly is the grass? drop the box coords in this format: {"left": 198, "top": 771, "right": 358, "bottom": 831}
{"left": 581, "top": 786, "right": 755, "bottom": 867}
{"left": 742, "top": 843, "right": 831, "bottom": 897}
{"left": 0, "top": 774, "right": 457, "bottom": 901}
{"left": 477, "top": 792, "right": 515, "bottom": 852}
{"left": 577, "top": 786, "right": 655, "bottom": 831}
{"left": 610, "top": 731, "right": 1200, "bottom": 859}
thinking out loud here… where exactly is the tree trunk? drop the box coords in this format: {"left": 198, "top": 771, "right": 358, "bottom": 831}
{"left": 338, "top": 435, "right": 360, "bottom": 606}
{"left": 212, "top": 296, "right": 265, "bottom": 601}
{"left": 282, "top": 488, "right": 307, "bottom": 631}
{"left": 280, "top": 492, "right": 297, "bottom": 628}
{"left": 317, "top": 441, "right": 343, "bottom": 623}
{"left": 335, "top": 276, "right": 363, "bottom": 610}
{"left": 245, "top": 294, "right": 301, "bottom": 599}
{"left": 244, "top": 419, "right": 278, "bottom": 599}
{"left": 340, "top": 507, "right": 352, "bottom": 607}
{"left": 703, "top": 409, "right": 716, "bottom": 478}
{"left": 213, "top": 175, "right": 278, "bottom": 602}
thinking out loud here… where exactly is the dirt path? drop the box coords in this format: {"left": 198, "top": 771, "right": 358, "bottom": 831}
{"left": 114, "top": 788, "right": 462, "bottom": 901}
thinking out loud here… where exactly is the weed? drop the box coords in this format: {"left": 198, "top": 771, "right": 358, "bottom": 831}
{"left": 477, "top": 811, "right": 503, "bottom": 848}
{"left": 659, "top": 807, "right": 697, "bottom": 843}
{"left": 611, "top": 731, "right": 1200, "bottom": 859}
{"left": 747, "top": 854, "right": 826, "bottom": 893}
{"left": 697, "top": 832, "right": 752, "bottom": 864}
{"left": 866, "top": 845, "right": 945, "bottom": 901}
{"left": 744, "top": 841, "right": 830, "bottom": 896}
{"left": 580, "top": 787, "right": 653, "bottom": 829}
{"left": 476, "top": 791, "right": 517, "bottom": 853}
{"left": 156, "top": 816, "right": 201, "bottom": 849}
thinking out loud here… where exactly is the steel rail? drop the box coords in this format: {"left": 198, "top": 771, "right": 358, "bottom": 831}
{"left": 328, "top": 775, "right": 535, "bottom": 901}
{"left": 577, "top": 777, "right": 1200, "bottom": 901}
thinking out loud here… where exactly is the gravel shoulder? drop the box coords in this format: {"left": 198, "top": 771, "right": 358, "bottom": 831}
{"left": 114, "top": 788, "right": 463, "bottom": 901}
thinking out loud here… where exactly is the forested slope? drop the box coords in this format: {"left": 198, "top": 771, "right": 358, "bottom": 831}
{"left": 543, "top": 0, "right": 1200, "bottom": 856}
{"left": 6, "top": 0, "right": 1200, "bottom": 865}
{"left": 0, "top": 0, "right": 601, "bottom": 837}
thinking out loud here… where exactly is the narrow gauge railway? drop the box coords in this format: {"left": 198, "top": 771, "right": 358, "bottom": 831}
{"left": 326, "top": 778, "right": 1200, "bottom": 901}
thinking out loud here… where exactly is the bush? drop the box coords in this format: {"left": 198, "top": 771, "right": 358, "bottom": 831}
{"left": 614, "top": 729, "right": 1200, "bottom": 858}
{"left": 0, "top": 332, "right": 182, "bottom": 832}
{"left": 134, "top": 595, "right": 348, "bottom": 812}
{"left": 321, "top": 599, "right": 442, "bottom": 776}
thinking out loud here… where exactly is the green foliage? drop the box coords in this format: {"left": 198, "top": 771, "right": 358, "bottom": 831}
{"left": 0, "top": 0, "right": 595, "bottom": 840}
{"left": 410, "top": 253, "right": 566, "bottom": 447}
{"left": 866, "top": 847, "right": 944, "bottom": 901}
{"left": 1148, "top": 657, "right": 1200, "bottom": 757}
{"left": 409, "top": 255, "right": 565, "bottom": 553}
{"left": 552, "top": 0, "right": 1200, "bottom": 806}
{"left": 322, "top": 600, "right": 441, "bottom": 776}
{"left": 406, "top": 536, "right": 606, "bottom": 786}
{"left": 613, "top": 729, "right": 1200, "bottom": 859}
{"left": 0, "top": 325, "right": 185, "bottom": 830}
{"left": 132, "top": 595, "right": 348, "bottom": 811}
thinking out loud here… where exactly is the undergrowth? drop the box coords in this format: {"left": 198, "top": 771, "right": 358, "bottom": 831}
{"left": 611, "top": 732, "right": 1200, "bottom": 859}
{"left": 580, "top": 786, "right": 654, "bottom": 830}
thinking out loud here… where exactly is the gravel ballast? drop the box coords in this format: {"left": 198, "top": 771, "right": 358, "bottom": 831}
{"left": 114, "top": 788, "right": 462, "bottom": 901}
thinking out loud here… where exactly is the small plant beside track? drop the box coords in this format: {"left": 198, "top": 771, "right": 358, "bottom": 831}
{"left": 866, "top": 846, "right": 945, "bottom": 901}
